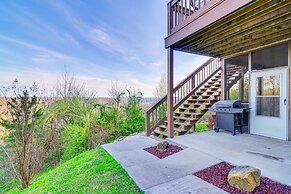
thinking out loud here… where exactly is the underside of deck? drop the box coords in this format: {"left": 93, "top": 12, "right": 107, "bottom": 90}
{"left": 166, "top": 0, "right": 291, "bottom": 58}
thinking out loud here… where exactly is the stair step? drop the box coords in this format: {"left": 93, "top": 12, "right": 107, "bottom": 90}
{"left": 199, "top": 88, "right": 208, "bottom": 91}
{"left": 196, "top": 91, "right": 204, "bottom": 95}
{"left": 174, "top": 122, "right": 192, "bottom": 127}
{"left": 208, "top": 81, "right": 218, "bottom": 84}
{"left": 210, "top": 87, "right": 220, "bottom": 91}
{"left": 183, "top": 103, "right": 201, "bottom": 107}
{"left": 188, "top": 98, "right": 214, "bottom": 102}
{"left": 174, "top": 116, "right": 200, "bottom": 120}
{"left": 158, "top": 125, "right": 168, "bottom": 131}
{"left": 153, "top": 129, "right": 169, "bottom": 137}
{"left": 174, "top": 128, "right": 187, "bottom": 133}
{"left": 206, "top": 91, "right": 215, "bottom": 95}
{"left": 179, "top": 107, "right": 204, "bottom": 112}
{"left": 175, "top": 111, "right": 204, "bottom": 116}
{"left": 159, "top": 125, "right": 185, "bottom": 133}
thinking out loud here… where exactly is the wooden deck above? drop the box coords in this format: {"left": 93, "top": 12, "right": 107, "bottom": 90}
{"left": 165, "top": 0, "right": 291, "bottom": 58}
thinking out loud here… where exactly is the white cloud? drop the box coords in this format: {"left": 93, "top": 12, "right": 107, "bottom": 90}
{"left": 0, "top": 35, "right": 70, "bottom": 61}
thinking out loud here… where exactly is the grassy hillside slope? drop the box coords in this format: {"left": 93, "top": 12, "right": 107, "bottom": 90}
{"left": 9, "top": 148, "right": 142, "bottom": 194}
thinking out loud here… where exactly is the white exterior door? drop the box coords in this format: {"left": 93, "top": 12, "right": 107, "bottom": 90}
{"left": 250, "top": 67, "right": 288, "bottom": 140}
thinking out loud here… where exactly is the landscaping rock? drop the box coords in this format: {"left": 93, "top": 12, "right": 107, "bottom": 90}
{"left": 156, "top": 141, "right": 169, "bottom": 152}
{"left": 227, "top": 165, "right": 261, "bottom": 192}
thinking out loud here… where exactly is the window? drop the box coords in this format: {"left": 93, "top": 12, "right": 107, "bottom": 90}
{"left": 256, "top": 75, "right": 280, "bottom": 117}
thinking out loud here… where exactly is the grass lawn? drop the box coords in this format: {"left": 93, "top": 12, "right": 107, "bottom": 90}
{"left": 0, "top": 133, "right": 19, "bottom": 193}
{"left": 8, "top": 148, "right": 142, "bottom": 194}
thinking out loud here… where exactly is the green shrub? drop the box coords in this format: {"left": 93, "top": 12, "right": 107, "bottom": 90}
{"left": 119, "top": 89, "right": 145, "bottom": 136}
{"left": 62, "top": 125, "right": 87, "bottom": 161}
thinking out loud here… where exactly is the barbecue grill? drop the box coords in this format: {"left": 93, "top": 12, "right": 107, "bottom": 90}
{"left": 208, "top": 100, "right": 250, "bottom": 135}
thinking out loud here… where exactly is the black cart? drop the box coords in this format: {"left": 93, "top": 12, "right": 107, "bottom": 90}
{"left": 208, "top": 100, "right": 250, "bottom": 136}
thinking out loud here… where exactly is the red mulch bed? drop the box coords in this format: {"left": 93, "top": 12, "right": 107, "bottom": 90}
{"left": 194, "top": 162, "right": 291, "bottom": 194}
{"left": 143, "top": 145, "right": 183, "bottom": 159}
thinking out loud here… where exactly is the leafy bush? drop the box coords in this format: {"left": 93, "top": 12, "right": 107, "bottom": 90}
{"left": 62, "top": 125, "right": 87, "bottom": 161}
{"left": 120, "top": 89, "right": 145, "bottom": 135}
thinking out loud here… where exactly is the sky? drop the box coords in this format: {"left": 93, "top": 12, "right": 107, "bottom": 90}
{"left": 0, "top": 0, "right": 209, "bottom": 97}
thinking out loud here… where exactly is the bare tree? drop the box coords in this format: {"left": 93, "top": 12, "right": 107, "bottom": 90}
{"left": 54, "top": 69, "right": 94, "bottom": 99}
{"left": 108, "top": 81, "right": 125, "bottom": 108}
{"left": 107, "top": 81, "right": 125, "bottom": 129}
{"left": 154, "top": 73, "right": 167, "bottom": 99}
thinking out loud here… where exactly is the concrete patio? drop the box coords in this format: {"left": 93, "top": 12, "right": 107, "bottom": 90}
{"left": 168, "top": 130, "right": 291, "bottom": 186}
{"left": 102, "top": 131, "right": 291, "bottom": 193}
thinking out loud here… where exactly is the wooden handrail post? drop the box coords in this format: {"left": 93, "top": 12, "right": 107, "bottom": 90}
{"left": 168, "top": 2, "right": 173, "bottom": 35}
{"left": 167, "top": 47, "right": 174, "bottom": 138}
{"left": 146, "top": 112, "right": 151, "bottom": 136}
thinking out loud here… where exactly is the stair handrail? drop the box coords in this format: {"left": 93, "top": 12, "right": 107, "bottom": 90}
{"left": 146, "top": 58, "right": 222, "bottom": 136}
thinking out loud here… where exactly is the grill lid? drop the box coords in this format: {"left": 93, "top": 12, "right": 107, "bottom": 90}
{"left": 214, "top": 100, "right": 242, "bottom": 108}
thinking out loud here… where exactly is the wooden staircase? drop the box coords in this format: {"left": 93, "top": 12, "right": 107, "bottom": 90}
{"left": 145, "top": 58, "right": 245, "bottom": 139}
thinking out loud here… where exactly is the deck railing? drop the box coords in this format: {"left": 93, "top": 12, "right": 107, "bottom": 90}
{"left": 168, "top": 0, "right": 212, "bottom": 32}
{"left": 146, "top": 58, "right": 221, "bottom": 136}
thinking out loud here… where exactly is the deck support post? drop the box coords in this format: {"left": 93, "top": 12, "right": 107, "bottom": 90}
{"left": 167, "top": 47, "right": 174, "bottom": 138}
{"left": 221, "top": 59, "right": 227, "bottom": 100}
{"left": 248, "top": 52, "right": 252, "bottom": 134}
{"left": 288, "top": 41, "right": 291, "bottom": 141}
{"left": 239, "top": 68, "right": 245, "bottom": 100}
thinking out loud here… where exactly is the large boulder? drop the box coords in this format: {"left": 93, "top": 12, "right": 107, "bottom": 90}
{"left": 228, "top": 166, "right": 261, "bottom": 192}
{"left": 156, "top": 141, "right": 169, "bottom": 152}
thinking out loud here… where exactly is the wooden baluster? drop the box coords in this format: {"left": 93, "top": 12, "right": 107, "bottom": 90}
{"left": 182, "top": 0, "right": 184, "bottom": 21}
{"left": 192, "top": 74, "right": 195, "bottom": 89}
{"left": 175, "top": 3, "right": 178, "bottom": 26}
{"left": 198, "top": 0, "right": 200, "bottom": 10}
{"left": 187, "top": 0, "right": 189, "bottom": 17}
{"left": 178, "top": 3, "right": 180, "bottom": 27}
{"left": 197, "top": 72, "right": 199, "bottom": 85}
{"left": 179, "top": 1, "right": 182, "bottom": 24}
{"left": 156, "top": 109, "right": 160, "bottom": 121}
